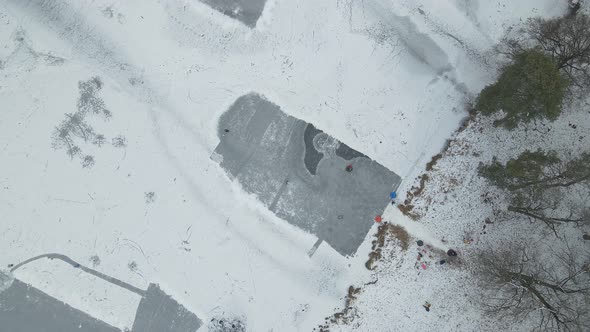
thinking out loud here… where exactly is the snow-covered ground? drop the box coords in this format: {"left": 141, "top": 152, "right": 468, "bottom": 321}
{"left": 332, "top": 96, "right": 590, "bottom": 332}
{"left": 0, "top": 0, "right": 571, "bottom": 331}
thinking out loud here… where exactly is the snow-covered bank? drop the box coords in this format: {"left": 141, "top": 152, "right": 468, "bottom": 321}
{"left": 334, "top": 102, "right": 589, "bottom": 331}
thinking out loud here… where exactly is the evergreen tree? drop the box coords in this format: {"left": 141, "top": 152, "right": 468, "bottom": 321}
{"left": 480, "top": 150, "right": 590, "bottom": 232}
{"left": 478, "top": 150, "right": 561, "bottom": 190}
{"left": 475, "top": 50, "right": 568, "bottom": 129}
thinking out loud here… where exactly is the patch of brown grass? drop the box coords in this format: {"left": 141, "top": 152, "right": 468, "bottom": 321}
{"left": 365, "top": 223, "right": 388, "bottom": 270}
{"left": 398, "top": 174, "right": 430, "bottom": 220}
{"left": 345, "top": 285, "right": 362, "bottom": 307}
{"left": 397, "top": 204, "right": 421, "bottom": 220}
{"left": 318, "top": 285, "right": 362, "bottom": 331}
{"left": 403, "top": 174, "right": 430, "bottom": 203}
{"left": 365, "top": 223, "right": 411, "bottom": 270}
{"left": 414, "top": 174, "right": 429, "bottom": 196}
{"left": 389, "top": 225, "right": 410, "bottom": 250}
{"left": 457, "top": 109, "right": 476, "bottom": 133}
{"left": 425, "top": 153, "right": 442, "bottom": 171}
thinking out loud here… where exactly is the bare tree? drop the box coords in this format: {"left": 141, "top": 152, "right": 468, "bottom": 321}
{"left": 51, "top": 123, "right": 80, "bottom": 160}
{"left": 64, "top": 113, "right": 95, "bottom": 142}
{"left": 567, "top": 0, "right": 582, "bottom": 17}
{"left": 476, "top": 240, "right": 590, "bottom": 331}
{"left": 81, "top": 155, "right": 95, "bottom": 168}
{"left": 480, "top": 151, "right": 590, "bottom": 191}
{"left": 528, "top": 14, "right": 590, "bottom": 88}
{"left": 497, "top": 13, "right": 590, "bottom": 90}
{"left": 144, "top": 192, "right": 156, "bottom": 204}
{"left": 77, "top": 76, "right": 111, "bottom": 118}
{"left": 66, "top": 145, "right": 81, "bottom": 159}
{"left": 93, "top": 134, "right": 106, "bottom": 147}
{"left": 480, "top": 151, "right": 590, "bottom": 235}
{"left": 507, "top": 187, "right": 590, "bottom": 236}
{"left": 112, "top": 135, "right": 127, "bottom": 148}
{"left": 52, "top": 112, "right": 101, "bottom": 162}
{"left": 51, "top": 76, "right": 120, "bottom": 167}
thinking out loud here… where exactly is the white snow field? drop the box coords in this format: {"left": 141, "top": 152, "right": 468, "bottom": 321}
{"left": 0, "top": 0, "right": 568, "bottom": 331}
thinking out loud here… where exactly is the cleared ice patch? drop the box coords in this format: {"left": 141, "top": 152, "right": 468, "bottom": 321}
{"left": 14, "top": 257, "right": 142, "bottom": 330}
{"left": 198, "top": 0, "right": 267, "bottom": 28}
{"left": 213, "top": 93, "right": 402, "bottom": 256}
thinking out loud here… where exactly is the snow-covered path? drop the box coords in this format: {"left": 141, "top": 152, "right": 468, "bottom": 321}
{"left": 383, "top": 207, "right": 449, "bottom": 252}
